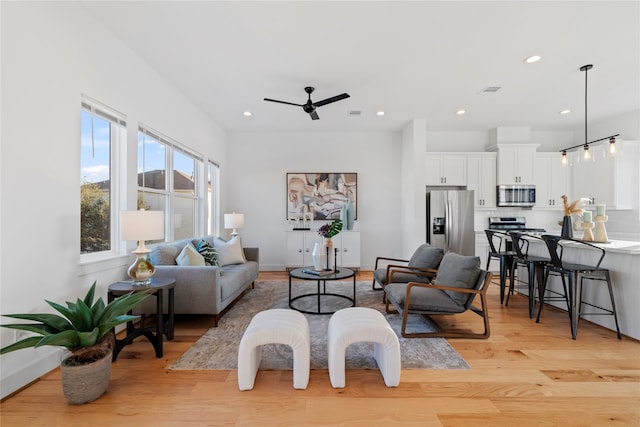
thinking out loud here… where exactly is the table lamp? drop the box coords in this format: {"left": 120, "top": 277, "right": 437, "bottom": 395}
{"left": 121, "top": 210, "right": 165, "bottom": 285}
{"left": 224, "top": 212, "right": 244, "bottom": 237}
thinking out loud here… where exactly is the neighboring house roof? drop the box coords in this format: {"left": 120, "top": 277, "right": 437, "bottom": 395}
{"left": 90, "top": 169, "right": 195, "bottom": 191}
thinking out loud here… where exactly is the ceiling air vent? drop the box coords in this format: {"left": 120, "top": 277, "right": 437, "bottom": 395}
{"left": 479, "top": 86, "right": 502, "bottom": 95}
{"left": 348, "top": 110, "right": 362, "bottom": 116}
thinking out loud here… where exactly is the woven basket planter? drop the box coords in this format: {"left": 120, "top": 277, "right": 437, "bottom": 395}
{"left": 60, "top": 347, "right": 112, "bottom": 405}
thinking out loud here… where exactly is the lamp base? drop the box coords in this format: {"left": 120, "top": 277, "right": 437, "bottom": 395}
{"left": 127, "top": 253, "right": 155, "bottom": 286}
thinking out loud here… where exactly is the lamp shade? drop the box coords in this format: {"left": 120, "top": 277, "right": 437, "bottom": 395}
{"left": 121, "top": 210, "right": 165, "bottom": 242}
{"left": 224, "top": 212, "right": 244, "bottom": 236}
{"left": 224, "top": 213, "right": 244, "bottom": 230}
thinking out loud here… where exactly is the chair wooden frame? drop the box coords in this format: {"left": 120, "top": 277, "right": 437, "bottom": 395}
{"left": 371, "top": 256, "right": 408, "bottom": 290}
{"left": 384, "top": 267, "right": 493, "bottom": 339}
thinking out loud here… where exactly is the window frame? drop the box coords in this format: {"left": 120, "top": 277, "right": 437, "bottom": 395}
{"left": 138, "top": 125, "right": 204, "bottom": 242}
{"left": 79, "top": 96, "right": 127, "bottom": 264}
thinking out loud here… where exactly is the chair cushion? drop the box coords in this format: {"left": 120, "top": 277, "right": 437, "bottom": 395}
{"left": 373, "top": 268, "right": 430, "bottom": 286}
{"left": 385, "top": 283, "right": 464, "bottom": 314}
{"left": 408, "top": 244, "right": 444, "bottom": 269}
{"left": 433, "top": 252, "right": 481, "bottom": 306}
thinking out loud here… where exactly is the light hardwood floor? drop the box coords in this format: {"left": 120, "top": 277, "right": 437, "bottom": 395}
{"left": 1, "top": 271, "right": 639, "bottom": 426}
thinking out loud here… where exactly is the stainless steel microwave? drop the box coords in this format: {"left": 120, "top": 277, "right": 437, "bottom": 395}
{"left": 497, "top": 185, "right": 536, "bottom": 207}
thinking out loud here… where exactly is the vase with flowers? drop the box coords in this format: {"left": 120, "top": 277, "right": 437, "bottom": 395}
{"left": 561, "top": 195, "right": 590, "bottom": 239}
{"left": 317, "top": 219, "right": 343, "bottom": 270}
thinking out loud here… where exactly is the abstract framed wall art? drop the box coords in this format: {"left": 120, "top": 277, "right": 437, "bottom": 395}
{"left": 286, "top": 173, "right": 357, "bottom": 221}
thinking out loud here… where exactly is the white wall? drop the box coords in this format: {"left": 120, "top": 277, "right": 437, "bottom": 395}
{"left": 0, "top": 3, "right": 227, "bottom": 398}
{"left": 226, "top": 131, "right": 402, "bottom": 270}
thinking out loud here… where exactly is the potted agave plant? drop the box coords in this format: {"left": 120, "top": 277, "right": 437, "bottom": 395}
{"left": 0, "top": 282, "right": 149, "bottom": 404}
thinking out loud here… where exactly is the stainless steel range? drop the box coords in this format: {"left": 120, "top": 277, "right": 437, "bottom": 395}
{"left": 488, "top": 216, "right": 546, "bottom": 233}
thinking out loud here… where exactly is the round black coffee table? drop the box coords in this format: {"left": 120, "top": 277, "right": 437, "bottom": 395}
{"left": 288, "top": 267, "right": 356, "bottom": 315}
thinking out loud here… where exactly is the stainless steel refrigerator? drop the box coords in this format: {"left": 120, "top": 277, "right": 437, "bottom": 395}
{"left": 426, "top": 189, "right": 475, "bottom": 256}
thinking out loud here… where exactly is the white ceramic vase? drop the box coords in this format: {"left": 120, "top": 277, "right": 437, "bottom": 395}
{"left": 311, "top": 242, "right": 326, "bottom": 271}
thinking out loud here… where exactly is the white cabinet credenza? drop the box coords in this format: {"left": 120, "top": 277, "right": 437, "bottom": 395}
{"left": 285, "top": 230, "right": 360, "bottom": 270}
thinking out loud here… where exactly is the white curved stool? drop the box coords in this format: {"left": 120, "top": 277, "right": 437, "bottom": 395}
{"left": 238, "top": 309, "right": 310, "bottom": 390}
{"left": 328, "top": 307, "right": 401, "bottom": 388}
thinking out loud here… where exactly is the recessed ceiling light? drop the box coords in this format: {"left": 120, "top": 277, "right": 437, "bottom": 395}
{"left": 559, "top": 109, "right": 571, "bottom": 115}
{"left": 376, "top": 110, "right": 385, "bottom": 116}
{"left": 524, "top": 55, "right": 541, "bottom": 64}
{"left": 456, "top": 109, "right": 466, "bottom": 115}
{"left": 243, "top": 111, "right": 252, "bottom": 117}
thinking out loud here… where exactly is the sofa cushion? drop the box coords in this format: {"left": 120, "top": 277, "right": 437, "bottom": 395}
{"left": 197, "top": 240, "right": 221, "bottom": 267}
{"left": 215, "top": 236, "right": 246, "bottom": 266}
{"left": 176, "top": 242, "right": 206, "bottom": 266}
{"left": 149, "top": 239, "right": 189, "bottom": 265}
{"left": 433, "top": 252, "right": 481, "bottom": 306}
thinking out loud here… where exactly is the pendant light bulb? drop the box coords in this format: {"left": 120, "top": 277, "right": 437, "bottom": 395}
{"left": 583, "top": 144, "right": 591, "bottom": 161}
{"left": 561, "top": 150, "right": 568, "bottom": 166}
{"left": 609, "top": 137, "right": 617, "bottom": 156}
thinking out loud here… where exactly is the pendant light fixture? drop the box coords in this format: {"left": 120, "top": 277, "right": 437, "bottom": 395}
{"left": 558, "top": 64, "right": 619, "bottom": 166}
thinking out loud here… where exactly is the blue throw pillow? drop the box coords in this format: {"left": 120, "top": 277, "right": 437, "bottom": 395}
{"left": 197, "top": 240, "right": 221, "bottom": 267}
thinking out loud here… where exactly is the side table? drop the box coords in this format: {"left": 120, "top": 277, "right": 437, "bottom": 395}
{"left": 107, "top": 277, "right": 176, "bottom": 360}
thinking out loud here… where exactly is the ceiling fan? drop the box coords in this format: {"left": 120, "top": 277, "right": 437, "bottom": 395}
{"left": 264, "top": 86, "right": 350, "bottom": 120}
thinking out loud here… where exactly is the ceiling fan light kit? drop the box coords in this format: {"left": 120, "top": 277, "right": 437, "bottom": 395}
{"left": 264, "top": 86, "right": 350, "bottom": 120}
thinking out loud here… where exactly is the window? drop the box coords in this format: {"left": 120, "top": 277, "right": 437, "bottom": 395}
{"left": 138, "top": 126, "right": 203, "bottom": 241}
{"left": 207, "top": 161, "right": 220, "bottom": 236}
{"left": 80, "top": 97, "right": 126, "bottom": 257}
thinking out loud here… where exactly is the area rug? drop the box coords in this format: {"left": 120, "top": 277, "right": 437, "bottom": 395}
{"left": 170, "top": 279, "right": 469, "bottom": 371}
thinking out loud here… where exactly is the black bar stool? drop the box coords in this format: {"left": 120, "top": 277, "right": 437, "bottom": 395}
{"left": 485, "top": 229, "right": 517, "bottom": 304}
{"left": 508, "top": 232, "right": 551, "bottom": 318}
{"left": 539, "top": 235, "right": 621, "bottom": 340}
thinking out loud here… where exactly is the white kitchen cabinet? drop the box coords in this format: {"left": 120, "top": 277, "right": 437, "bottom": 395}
{"left": 571, "top": 140, "right": 638, "bottom": 209}
{"left": 496, "top": 144, "right": 537, "bottom": 185}
{"left": 466, "top": 154, "right": 496, "bottom": 208}
{"left": 425, "top": 154, "right": 466, "bottom": 186}
{"left": 535, "top": 152, "right": 568, "bottom": 209}
{"left": 285, "top": 230, "right": 360, "bottom": 269}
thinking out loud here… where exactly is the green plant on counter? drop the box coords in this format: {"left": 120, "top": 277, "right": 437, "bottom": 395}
{"left": 318, "top": 219, "right": 343, "bottom": 238}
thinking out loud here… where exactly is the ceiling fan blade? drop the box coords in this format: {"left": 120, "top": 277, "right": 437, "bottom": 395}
{"left": 263, "top": 98, "right": 303, "bottom": 107}
{"left": 313, "top": 93, "right": 350, "bottom": 107}
{"left": 309, "top": 110, "right": 320, "bottom": 120}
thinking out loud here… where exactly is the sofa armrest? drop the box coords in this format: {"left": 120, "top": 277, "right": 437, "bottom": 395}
{"left": 243, "top": 247, "right": 259, "bottom": 264}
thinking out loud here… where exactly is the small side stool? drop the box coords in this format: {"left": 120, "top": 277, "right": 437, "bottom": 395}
{"left": 327, "top": 307, "right": 401, "bottom": 388}
{"left": 237, "top": 309, "right": 310, "bottom": 390}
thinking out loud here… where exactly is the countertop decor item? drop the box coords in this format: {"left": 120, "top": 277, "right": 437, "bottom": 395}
{"left": 561, "top": 195, "right": 590, "bottom": 239}
{"left": 0, "top": 282, "right": 150, "bottom": 404}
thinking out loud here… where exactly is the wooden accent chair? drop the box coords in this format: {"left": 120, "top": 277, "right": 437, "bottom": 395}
{"left": 383, "top": 252, "right": 493, "bottom": 339}
{"left": 371, "top": 243, "right": 444, "bottom": 291}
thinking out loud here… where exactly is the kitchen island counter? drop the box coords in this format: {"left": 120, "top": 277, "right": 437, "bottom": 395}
{"left": 524, "top": 236, "right": 639, "bottom": 340}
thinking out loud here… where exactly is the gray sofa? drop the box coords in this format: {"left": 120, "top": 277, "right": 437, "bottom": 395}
{"left": 134, "top": 236, "right": 259, "bottom": 326}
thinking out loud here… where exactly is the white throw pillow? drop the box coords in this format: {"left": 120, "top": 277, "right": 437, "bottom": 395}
{"left": 176, "top": 242, "right": 206, "bottom": 266}
{"left": 214, "top": 236, "right": 246, "bottom": 266}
